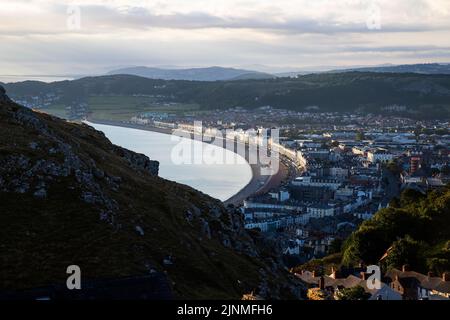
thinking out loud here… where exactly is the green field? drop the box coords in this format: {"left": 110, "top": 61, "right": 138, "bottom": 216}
{"left": 38, "top": 95, "right": 202, "bottom": 121}
{"left": 87, "top": 95, "right": 201, "bottom": 121}
{"left": 40, "top": 104, "right": 68, "bottom": 119}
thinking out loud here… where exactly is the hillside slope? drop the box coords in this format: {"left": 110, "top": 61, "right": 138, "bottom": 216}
{"left": 295, "top": 188, "right": 450, "bottom": 276}
{"left": 342, "top": 188, "right": 450, "bottom": 274}
{"left": 0, "top": 86, "right": 301, "bottom": 299}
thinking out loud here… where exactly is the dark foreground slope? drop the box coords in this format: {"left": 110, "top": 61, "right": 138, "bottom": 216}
{"left": 0, "top": 87, "right": 301, "bottom": 299}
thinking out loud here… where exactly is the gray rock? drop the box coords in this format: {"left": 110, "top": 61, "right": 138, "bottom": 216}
{"left": 114, "top": 147, "right": 159, "bottom": 176}
{"left": 209, "top": 207, "right": 222, "bottom": 219}
{"left": 93, "top": 168, "right": 105, "bottom": 179}
{"left": 200, "top": 218, "right": 211, "bottom": 239}
{"left": 33, "top": 188, "right": 47, "bottom": 199}
{"left": 222, "top": 237, "right": 231, "bottom": 248}
{"left": 0, "top": 86, "right": 12, "bottom": 103}
{"left": 81, "top": 192, "right": 95, "bottom": 204}
{"left": 135, "top": 225, "right": 145, "bottom": 236}
{"left": 15, "top": 182, "right": 29, "bottom": 194}
{"left": 163, "top": 255, "right": 174, "bottom": 266}
{"left": 111, "top": 176, "right": 122, "bottom": 184}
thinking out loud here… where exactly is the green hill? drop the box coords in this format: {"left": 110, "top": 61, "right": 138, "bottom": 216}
{"left": 4, "top": 72, "right": 450, "bottom": 120}
{"left": 342, "top": 187, "right": 450, "bottom": 274}
{"left": 296, "top": 187, "right": 450, "bottom": 275}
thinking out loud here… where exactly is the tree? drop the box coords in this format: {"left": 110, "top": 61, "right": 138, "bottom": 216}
{"left": 384, "top": 235, "right": 424, "bottom": 271}
{"left": 442, "top": 166, "right": 450, "bottom": 176}
{"left": 356, "top": 131, "right": 365, "bottom": 141}
{"left": 399, "top": 189, "right": 425, "bottom": 207}
{"left": 385, "top": 160, "right": 402, "bottom": 175}
{"left": 330, "top": 141, "right": 340, "bottom": 148}
{"left": 307, "top": 288, "right": 332, "bottom": 300}
{"left": 342, "top": 188, "right": 450, "bottom": 274}
{"left": 328, "top": 239, "right": 343, "bottom": 254}
{"left": 335, "top": 286, "right": 370, "bottom": 300}
{"left": 430, "top": 168, "right": 441, "bottom": 176}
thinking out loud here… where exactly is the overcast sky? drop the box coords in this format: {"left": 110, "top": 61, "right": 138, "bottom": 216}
{"left": 1, "top": 0, "right": 450, "bottom": 75}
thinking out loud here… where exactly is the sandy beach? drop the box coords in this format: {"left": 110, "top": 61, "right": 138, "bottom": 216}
{"left": 86, "top": 119, "right": 289, "bottom": 206}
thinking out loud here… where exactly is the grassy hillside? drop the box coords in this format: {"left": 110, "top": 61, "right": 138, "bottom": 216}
{"left": 0, "top": 87, "right": 300, "bottom": 299}
{"left": 295, "top": 187, "right": 450, "bottom": 275}
{"left": 4, "top": 72, "right": 450, "bottom": 120}
{"left": 87, "top": 95, "right": 200, "bottom": 121}
{"left": 342, "top": 188, "right": 450, "bottom": 274}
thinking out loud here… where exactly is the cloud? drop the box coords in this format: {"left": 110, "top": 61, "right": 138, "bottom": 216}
{"left": 2, "top": 0, "right": 450, "bottom": 36}
{"left": 1, "top": 0, "right": 450, "bottom": 74}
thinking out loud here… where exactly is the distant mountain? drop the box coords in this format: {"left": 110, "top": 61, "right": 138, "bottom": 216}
{"left": 333, "top": 63, "right": 450, "bottom": 75}
{"left": 0, "top": 86, "right": 300, "bottom": 299}
{"left": 106, "top": 66, "right": 274, "bottom": 81}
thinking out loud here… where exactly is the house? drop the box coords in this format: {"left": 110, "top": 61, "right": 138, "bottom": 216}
{"left": 284, "top": 240, "right": 300, "bottom": 255}
{"left": 389, "top": 275, "right": 421, "bottom": 300}
{"left": 292, "top": 176, "right": 342, "bottom": 190}
{"left": 385, "top": 268, "right": 450, "bottom": 300}
{"left": 295, "top": 270, "right": 401, "bottom": 300}
{"left": 367, "top": 148, "right": 394, "bottom": 163}
{"left": 306, "top": 204, "right": 337, "bottom": 218}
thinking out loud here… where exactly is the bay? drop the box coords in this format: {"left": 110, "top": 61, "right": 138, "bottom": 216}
{"left": 87, "top": 122, "right": 253, "bottom": 202}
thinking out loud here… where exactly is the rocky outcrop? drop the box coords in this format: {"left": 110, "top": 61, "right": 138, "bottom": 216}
{"left": 0, "top": 86, "right": 11, "bottom": 103}
{"left": 112, "top": 146, "right": 159, "bottom": 176}
{"left": 0, "top": 87, "right": 159, "bottom": 225}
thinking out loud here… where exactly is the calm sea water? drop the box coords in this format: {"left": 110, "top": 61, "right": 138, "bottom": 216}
{"left": 87, "top": 122, "right": 253, "bottom": 202}
{"left": 0, "top": 75, "right": 73, "bottom": 83}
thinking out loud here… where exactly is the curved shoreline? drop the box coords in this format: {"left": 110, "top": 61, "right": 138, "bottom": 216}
{"left": 85, "top": 119, "right": 281, "bottom": 205}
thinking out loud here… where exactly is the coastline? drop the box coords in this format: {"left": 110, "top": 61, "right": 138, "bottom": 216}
{"left": 85, "top": 119, "right": 285, "bottom": 206}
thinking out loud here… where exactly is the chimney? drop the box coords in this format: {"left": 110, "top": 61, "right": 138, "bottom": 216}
{"left": 360, "top": 272, "right": 367, "bottom": 280}
{"left": 427, "top": 271, "right": 434, "bottom": 278}
{"left": 319, "top": 276, "right": 325, "bottom": 290}
{"left": 312, "top": 270, "right": 316, "bottom": 278}
{"left": 443, "top": 272, "right": 450, "bottom": 282}
{"left": 330, "top": 267, "right": 336, "bottom": 279}
{"left": 402, "top": 264, "right": 410, "bottom": 272}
